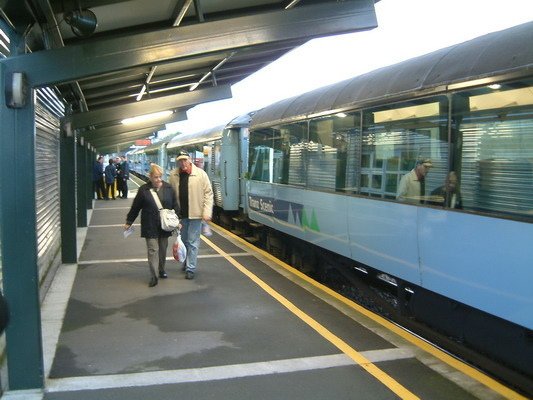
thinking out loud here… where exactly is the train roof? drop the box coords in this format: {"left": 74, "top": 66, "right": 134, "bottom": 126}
{"left": 227, "top": 111, "right": 257, "bottom": 128}
{"left": 167, "top": 125, "right": 225, "bottom": 149}
{"left": 250, "top": 21, "right": 533, "bottom": 129}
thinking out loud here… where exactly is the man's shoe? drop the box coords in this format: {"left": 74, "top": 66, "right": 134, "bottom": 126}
{"left": 159, "top": 271, "right": 168, "bottom": 279}
{"left": 148, "top": 277, "right": 158, "bottom": 287}
{"left": 185, "top": 271, "right": 195, "bottom": 280}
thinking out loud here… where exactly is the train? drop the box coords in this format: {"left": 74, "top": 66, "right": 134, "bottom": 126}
{"left": 129, "top": 22, "right": 533, "bottom": 392}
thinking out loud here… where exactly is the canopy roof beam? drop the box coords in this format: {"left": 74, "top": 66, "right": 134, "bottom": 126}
{"left": 3, "top": 1, "right": 377, "bottom": 87}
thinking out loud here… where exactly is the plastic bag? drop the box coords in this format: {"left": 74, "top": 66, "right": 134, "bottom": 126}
{"left": 173, "top": 232, "right": 187, "bottom": 262}
{"left": 123, "top": 226, "right": 134, "bottom": 238}
{"left": 201, "top": 221, "right": 212, "bottom": 237}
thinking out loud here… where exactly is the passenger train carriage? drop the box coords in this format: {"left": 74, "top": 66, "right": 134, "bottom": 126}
{"left": 133, "top": 22, "right": 533, "bottom": 390}
{"left": 129, "top": 137, "right": 173, "bottom": 180}
{"left": 166, "top": 113, "right": 252, "bottom": 215}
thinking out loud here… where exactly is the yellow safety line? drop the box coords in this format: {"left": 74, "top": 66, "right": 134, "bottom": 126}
{"left": 202, "top": 236, "right": 420, "bottom": 400}
{"left": 207, "top": 228, "right": 528, "bottom": 400}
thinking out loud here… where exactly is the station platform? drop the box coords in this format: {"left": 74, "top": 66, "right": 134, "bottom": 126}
{"left": 2, "top": 187, "right": 523, "bottom": 399}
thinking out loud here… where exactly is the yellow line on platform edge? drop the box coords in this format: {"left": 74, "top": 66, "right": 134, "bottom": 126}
{"left": 202, "top": 235, "right": 420, "bottom": 400}
{"left": 205, "top": 227, "right": 528, "bottom": 400}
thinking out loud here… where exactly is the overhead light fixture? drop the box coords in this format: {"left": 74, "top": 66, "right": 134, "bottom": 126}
{"left": 64, "top": 6, "right": 98, "bottom": 38}
{"left": 285, "top": 0, "right": 301, "bottom": 9}
{"left": 189, "top": 54, "right": 234, "bottom": 91}
{"left": 136, "top": 85, "right": 146, "bottom": 101}
{"left": 121, "top": 110, "right": 173, "bottom": 125}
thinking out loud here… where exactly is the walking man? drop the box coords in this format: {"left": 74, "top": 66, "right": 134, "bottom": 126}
{"left": 169, "top": 151, "right": 214, "bottom": 280}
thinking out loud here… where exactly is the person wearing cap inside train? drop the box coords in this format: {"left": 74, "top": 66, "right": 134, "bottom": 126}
{"left": 169, "top": 150, "right": 214, "bottom": 280}
{"left": 396, "top": 158, "right": 433, "bottom": 203}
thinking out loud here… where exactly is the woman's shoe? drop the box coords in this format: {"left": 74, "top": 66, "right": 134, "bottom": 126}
{"left": 159, "top": 271, "right": 168, "bottom": 279}
{"left": 148, "top": 277, "right": 158, "bottom": 287}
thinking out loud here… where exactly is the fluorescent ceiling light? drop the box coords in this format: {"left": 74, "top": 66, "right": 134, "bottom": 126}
{"left": 136, "top": 85, "right": 146, "bottom": 101}
{"left": 121, "top": 110, "right": 173, "bottom": 125}
{"left": 285, "top": 0, "right": 301, "bottom": 9}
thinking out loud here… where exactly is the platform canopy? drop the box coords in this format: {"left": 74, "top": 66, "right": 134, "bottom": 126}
{"left": 0, "top": 0, "right": 378, "bottom": 153}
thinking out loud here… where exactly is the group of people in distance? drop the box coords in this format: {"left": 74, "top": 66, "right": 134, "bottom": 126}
{"left": 92, "top": 155, "right": 130, "bottom": 200}
{"left": 124, "top": 151, "right": 214, "bottom": 287}
{"left": 397, "top": 158, "right": 462, "bottom": 209}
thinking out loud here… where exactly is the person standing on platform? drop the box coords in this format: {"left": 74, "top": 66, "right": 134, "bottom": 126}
{"left": 92, "top": 155, "right": 105, "bottom": 200}
{"left": 104, "top": 158, "right": 117, "bottom": 200}
{"left": 120, "top": 155, "right": 130, "bottom": 198}
{"left": 115, "top": 156, "right": 122, "bottom": 199}
{"left": 124, "top": 163, "right": 179, "bottom": 287}
{"left": 169, "top": 150, "right": 214, "bottom": 280}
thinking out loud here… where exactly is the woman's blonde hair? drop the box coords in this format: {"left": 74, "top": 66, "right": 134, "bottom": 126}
{"left": 149, "top": 163, "right": 163, "bottom": 177}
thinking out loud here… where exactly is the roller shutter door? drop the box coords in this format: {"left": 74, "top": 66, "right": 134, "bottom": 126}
{"left": 35, "top": 89, "right": 64, "bottom": 292}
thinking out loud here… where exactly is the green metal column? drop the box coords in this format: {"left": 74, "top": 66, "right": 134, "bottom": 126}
{"left": 76, "top": 136, "right": 87, "bottom": 227}
{"left": 60, "top": 125, "right": 77, "bottom": 263}
{"left": 0, "top": 55, "right": 44, "bottom": 390}
{"left": 86, "top": 145, "right": 93, "bottom": 210}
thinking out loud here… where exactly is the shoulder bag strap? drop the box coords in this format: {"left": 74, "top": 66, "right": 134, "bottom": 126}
{"left": 150, "top": 189, "right": 164, "bottom": 210}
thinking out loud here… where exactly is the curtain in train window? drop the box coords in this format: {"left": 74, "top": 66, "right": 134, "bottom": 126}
{"left": 361, "top": 97, "right": 449, "bottom": 201}
{"left": 452, "top": 82, "right": 533, "bottom": 219}
{"left": 308, "top": 112, "right": 360, "bottom": 192}
{"left": 275, "top": 121, "right": 307, "bottom": 185}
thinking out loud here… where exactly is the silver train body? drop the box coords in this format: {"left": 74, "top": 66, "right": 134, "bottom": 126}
{"left": 130, "top": 22, "right": 533, "bottom": 385}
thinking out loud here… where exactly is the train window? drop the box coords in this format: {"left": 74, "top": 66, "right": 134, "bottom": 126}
{"left": 308, "top": 112, "right": 360, "bottom": 192}
{"left": 361, "top": 97, "right": 449, "bottom": 202}
{"left": 452, "top": 81, "right": 533, "bottom": 219}
{"left": 249, "top": 128, "right": 275, "bottom": 182}
{"left": 248, "top": 122, "right": 308, "bottom": 184}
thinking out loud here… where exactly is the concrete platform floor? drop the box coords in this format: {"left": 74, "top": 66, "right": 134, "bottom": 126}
{"left": 1, "top": 183, "right": 522, "bottom": 400}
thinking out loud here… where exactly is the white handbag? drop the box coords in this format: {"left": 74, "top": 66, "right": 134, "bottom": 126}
{"left": 150, "top": 189, "right": 179, "bottom": 232}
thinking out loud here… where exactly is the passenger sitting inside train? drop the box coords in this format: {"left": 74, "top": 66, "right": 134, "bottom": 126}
{"left": 431, "top": 171, "right": 462, "bottom": 209}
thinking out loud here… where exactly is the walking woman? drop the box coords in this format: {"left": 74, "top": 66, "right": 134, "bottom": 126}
{"left": 124, "top": 164, "right": 179, "bottom": 287}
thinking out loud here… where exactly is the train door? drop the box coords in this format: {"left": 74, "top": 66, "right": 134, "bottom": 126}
{"left": 220, "top": 128, "right": 240, "bottom": 210}
{"left": 238, "top": 127, "right": 249, "bottom": 212}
